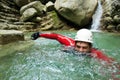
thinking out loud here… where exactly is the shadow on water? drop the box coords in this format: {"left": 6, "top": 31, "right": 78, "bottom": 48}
{"left": 0, "top": 31, "right": 120, "bottom": 80}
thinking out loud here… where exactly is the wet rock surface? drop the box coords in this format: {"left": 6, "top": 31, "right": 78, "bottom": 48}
{"left": 0, "top": 30, "right": 24, "bottom": 45}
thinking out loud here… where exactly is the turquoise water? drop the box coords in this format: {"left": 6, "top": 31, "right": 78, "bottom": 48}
{"left": 93, "top": 32, "right": 120, "bottom": 62}
{"left": 0, "top": 31, "right": 120, "bottom": 80}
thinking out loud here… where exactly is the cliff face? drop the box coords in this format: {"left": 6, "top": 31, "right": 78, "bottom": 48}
{"left": 0, "top": 0, "right": 120, "bottom": 32}
{"left": 0, "top": 0, "right": 71, "bottom": 31}
{"left": 0, "top": 0, "right": 20, "bottom": 23}
{"left": 101, "top": 0, "right": 120, "bottom": 32}
{"left": 0, "top": 0, "right": 96, "bottom": 31}
{"left": 0, "top": 0, "right": 38, "bottom": 31}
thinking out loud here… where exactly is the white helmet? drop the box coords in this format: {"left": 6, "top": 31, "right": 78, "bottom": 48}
{"left": 75, "top": 29, "right": 93, "bottom": 43}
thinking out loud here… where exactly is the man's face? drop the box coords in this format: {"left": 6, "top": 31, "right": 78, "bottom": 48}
{"left": 74, "top": 41, "right": 91, "bottom": 53}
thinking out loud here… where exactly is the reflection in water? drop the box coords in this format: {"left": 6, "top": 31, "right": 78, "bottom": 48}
{"left": 0, "top": 31, "right": 120, "bottom": 80}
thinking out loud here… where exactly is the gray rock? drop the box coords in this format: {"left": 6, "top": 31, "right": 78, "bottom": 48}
{"left": 20, "top": 1, "right": 46, "bottom": 15}
{"left": 54, "top": 0, "right": 98, "bottom": 27}
{"left": 46, "top": 1, "right": 55, "bottom": 12}
{"left": 106, "top": 25, "right": 115, "bottom": 31}
{"left": 116, "top": 24, "right": 120, "bottom": 31}
{"left": 20, "top": 8, "right": 37, "bottom": 22}
{"left": 0, "top": 30, "right": 24, "bottom": 45}
{"left": 103, "top": 17, "right": 113, "bottom": 24}
{"left": 31, "top": 17, "right": 42, "bottom": 22}
{"left": 13, "top": 0, "right": 35, "bottom": 7}
{"left": 113, "top": 15, "right": 120, "bottom": 24}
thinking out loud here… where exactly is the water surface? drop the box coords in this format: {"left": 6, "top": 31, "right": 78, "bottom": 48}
{"left": 0, "top": 31, "right": 120, "bottom": 80}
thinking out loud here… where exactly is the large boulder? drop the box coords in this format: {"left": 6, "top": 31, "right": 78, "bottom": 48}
{"left": 20, "top": 1, "right": 46, "bottom": 16}
{"left": 20, "top": 8, "right": 37, "bottom": 22}
{"left": 55, "top": 0, "right": 98, "bottom": 27}
{"left": 20, "top": 1, "right": 46, "bottom": 22}
{"left": 0, "top": 30, "right": 24, "bottom": 45}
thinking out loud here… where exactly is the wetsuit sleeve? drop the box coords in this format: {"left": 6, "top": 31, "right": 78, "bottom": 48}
{"left": 40, "top": 33, "right": 75, "bottom": 46}
{"left": 91, "top": 48, "right": 114, "bottom": 63}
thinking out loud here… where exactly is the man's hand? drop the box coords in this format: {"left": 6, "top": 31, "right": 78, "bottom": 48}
{"left": 31, "top": 32, "right": 40, "bottom": 40}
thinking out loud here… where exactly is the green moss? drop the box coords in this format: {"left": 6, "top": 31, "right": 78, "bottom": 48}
{"left": 48, "top": 11, "right": 63, "bottom": 29}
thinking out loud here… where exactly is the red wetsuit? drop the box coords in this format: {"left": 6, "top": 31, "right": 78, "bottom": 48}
{"left": 40, "top": 33, "right": 113, "bottom": 62}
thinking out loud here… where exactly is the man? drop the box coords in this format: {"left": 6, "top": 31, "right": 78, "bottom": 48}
{"left": 31, "top": 29, "right": 113, "bottom": 62}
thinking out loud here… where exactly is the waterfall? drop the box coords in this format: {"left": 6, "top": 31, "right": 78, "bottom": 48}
{"left": 90, "top": 0, "right": 103, "bottom": 31}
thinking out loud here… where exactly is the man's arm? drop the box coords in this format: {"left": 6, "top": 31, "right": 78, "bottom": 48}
{"left": 91, "top": 48, "right": 114, "bottom": 63}
{"left": 31, "top": 32, "right": 75, "bottom": 46}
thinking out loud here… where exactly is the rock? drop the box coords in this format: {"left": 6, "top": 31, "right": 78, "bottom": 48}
{"left": 41, "top": 19, "right": 53, "bottom": 27}
{"left": 0, "top": 23, "right": 35, "bottom": 31}
{"left": 41, "top": 23, "right": 53, "bottom": 30}
{"left": 40, "top": 11, "right": 66, "bottom": 30}
{"left": 39, "top": 0, "right": 56, "bottom": 4}
{"left": 116, "top": 24, "right": 120, "bottom": 31}
{"left": 20, "top": 8, "right": 37, "bottom": 22}
{"left": 0, "top": 23, "right": 9, "bottom": 30}
{"left": 31, "top": 17, "right": 42, "bottom": 22}
{"left": 103, "top": 17, "right": 113, "bottom": 24}
{"left": 20, "top": 1, "right": 46, "bottom": 16}
{"left": 113, "top": 15, "right": 120, "bottom": 24}
{"left": 54, "top": 0, "right": 98, "bottom": 27}
{"left": 45, "top": 1, "right": 55, "bottom": 12}
{"left": 104, "top": 12, "right": 111, "bottom": 17}
{"left": 101, "top": 0, "right": 120, "bottom": 32}
{"left": 13, "top": 0, "right": 35, "bottom": 7}
{"left": 106, "top": 25, "right": 115, "bottom": 32}
{"left": 0, "top": 30, "right": 24, "bottom": 45}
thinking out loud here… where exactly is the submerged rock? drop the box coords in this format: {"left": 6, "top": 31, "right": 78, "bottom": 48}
{"left": 0, "top": 30, "right": 24, "bottom": 45}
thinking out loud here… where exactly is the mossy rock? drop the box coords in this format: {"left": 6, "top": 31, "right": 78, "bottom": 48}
{"left": 48, "top": 11, "right": 64, "bottom": 29}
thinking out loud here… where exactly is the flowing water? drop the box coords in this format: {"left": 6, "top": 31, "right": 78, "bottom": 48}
{"left": 0, "top": 0, "right": 120, "bottom": 80}
{"left": 0, "top": 31, "right": 120, "bottom": 80}
{"left": 91, "top": 0, "right": 103, "bottom": 30}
